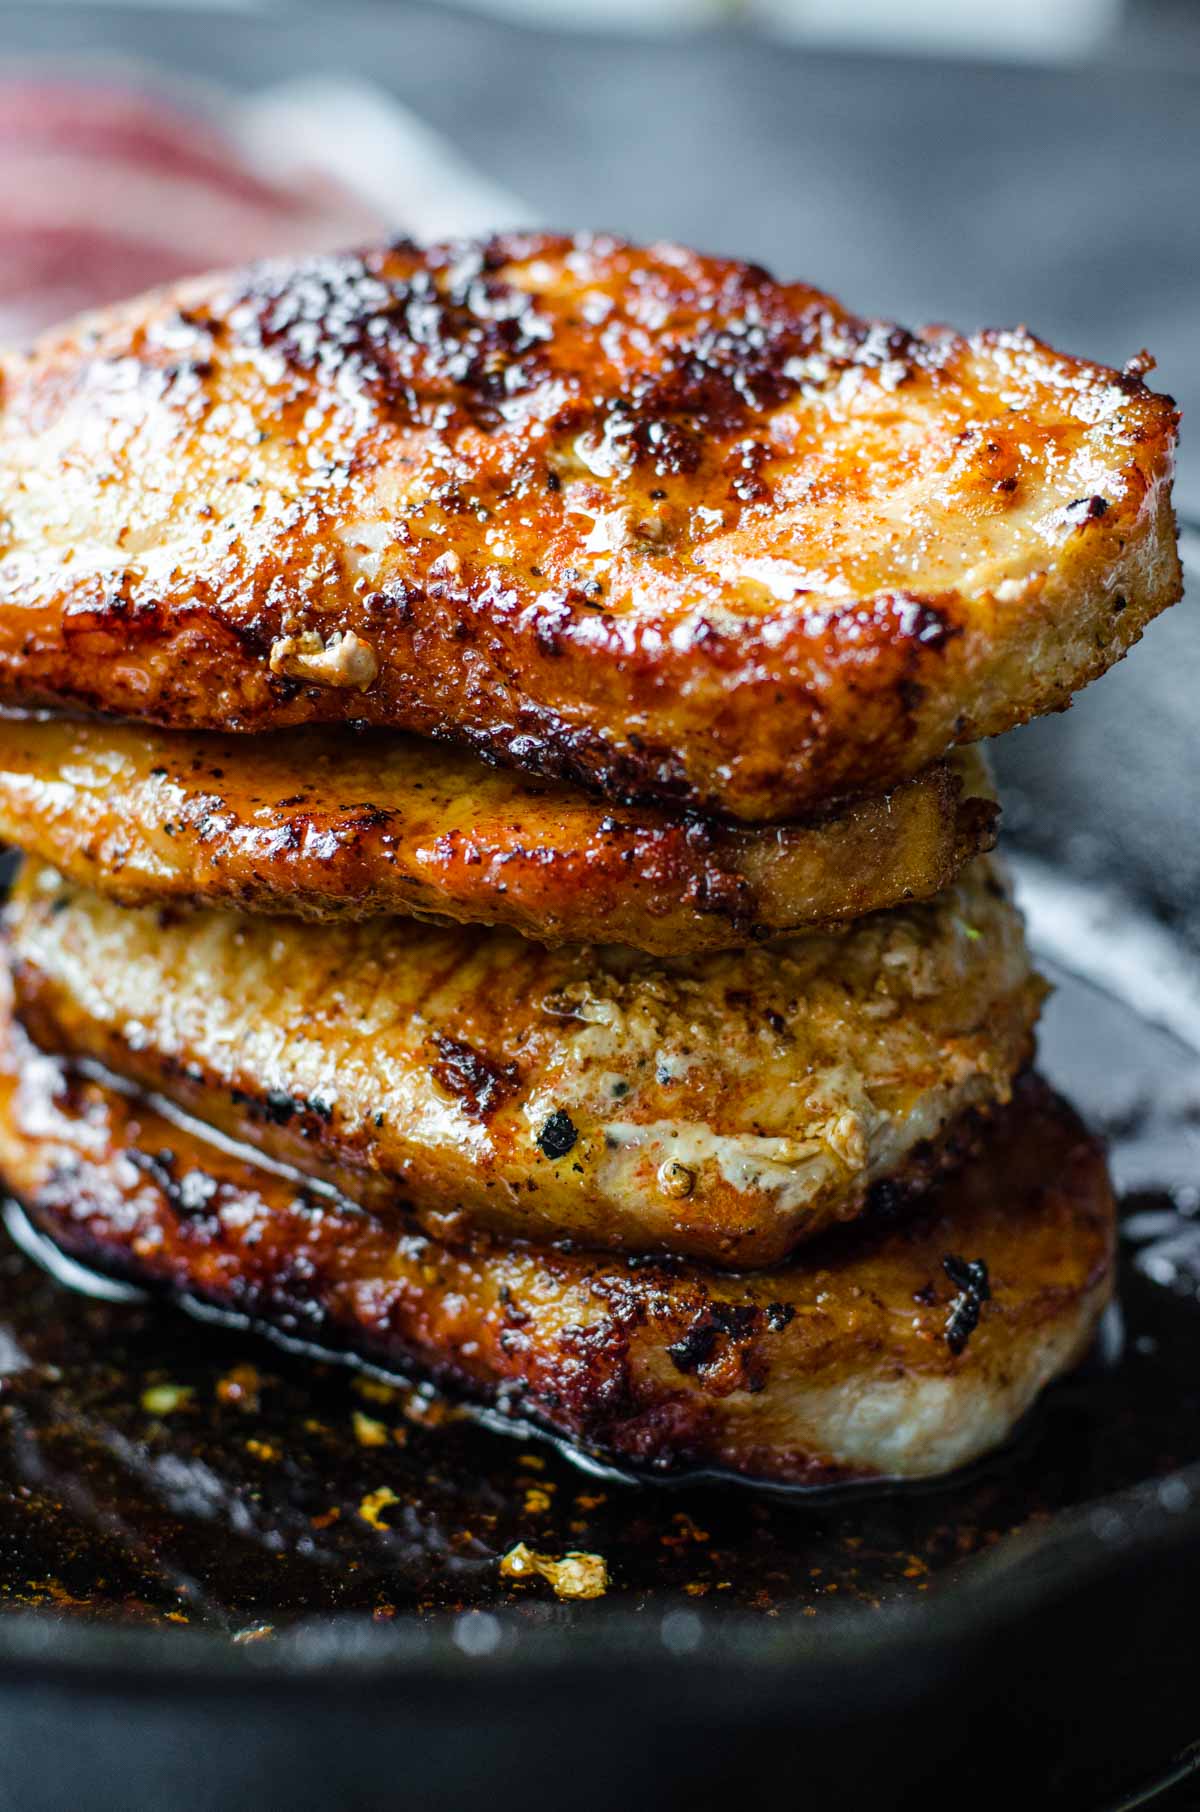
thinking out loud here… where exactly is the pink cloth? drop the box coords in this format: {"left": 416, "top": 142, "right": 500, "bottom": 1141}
{"left": 0, "top": 80, "right": 385, "bottom": 344}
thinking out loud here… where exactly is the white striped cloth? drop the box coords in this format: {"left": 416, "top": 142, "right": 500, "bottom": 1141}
{"left": 0, "top": 73, "right": 530, "bottom": 346}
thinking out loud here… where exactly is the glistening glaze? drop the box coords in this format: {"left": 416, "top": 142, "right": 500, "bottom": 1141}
{"left": 6, "top": 855, "right": 1041, "bottom": 1266}
{"left": 0, "top": 236, "right": 1180, "bottom": 817}
{"left": 0, "top": 715, "right": 996, "bottom": 951}
{"left": 0, "top": 937, "right": 1193, "bottom": 1627}
{"left": 0, "top": 1023, "right": 1113, "bottom": 1486}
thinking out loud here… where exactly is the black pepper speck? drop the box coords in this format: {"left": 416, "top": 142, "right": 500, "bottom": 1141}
{"left": 943, "top": 1254, "right": 991, "bottom": 1355}
{"left": 537, "top": 1110, "right": 578, "bottom": 1160}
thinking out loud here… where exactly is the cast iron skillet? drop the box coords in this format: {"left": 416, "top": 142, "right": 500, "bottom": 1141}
{"left": 0, "top": 536, "right": 1194, "bottom": 1812}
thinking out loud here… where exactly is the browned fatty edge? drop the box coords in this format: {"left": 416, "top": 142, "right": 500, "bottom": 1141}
{"left": 5, "top": 936, "right": 1046, "bottom": 1273}
{"left": 0, "top": 1030, "right": 1115, "bottom": 1486}
{"left": 0, "top": 714, "right": 997, "bottom": 950}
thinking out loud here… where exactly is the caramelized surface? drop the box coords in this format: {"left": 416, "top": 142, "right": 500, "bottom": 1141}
{"left": 0, "top": 1005, "right": 1114, "bottom": 1484}
{"left": 0, "top": 714, "right": 995, "bottom": 949}
{"left": 7, "top": 857, "right": 1042, "bottom": 1267}
{"left": 0, "top": 236, "right": 1180, "bottom": 819}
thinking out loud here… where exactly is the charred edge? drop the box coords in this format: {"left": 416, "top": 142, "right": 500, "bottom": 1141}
{"left": 15, "top": 1196, "right": 867, "bottom": 1482}
{"left": 956, "top": 793, "right": 1001, "bottom": 859}
{"left": 942, "top": 1254, "right": 991, "bottom": 1355}
{"left": 665, "top": 1300, "right": 764, "bottom": 1381}
{"left": 233, "top": 246, "right": 560, "bottom": 431}
{"left": 240, "top": 805, "right": 395, "bottom": 859}
{"left": 863, "top": 1107, "right": 991, "bottom": 1228}
{"left": 536, "top": 1109, "right": 577, "bottom": 1160}
{"left": 429, "top": 1033, "right": 519, "bottom": 1122}
{"left": 1065, "top": 495, "right": 1111, "bottom": 524}
{"left": 229, "top": 235, "right": 927, "bottom": 453}
{"left": 123, "top": 1146, "right": 220, "bottom": 1223}
{"left": 439, "top": 585, "right": 967, "bottom": 817}
{"left": 25, "top": 1189, "right": 341, "bottom": 1341}
{"left": 229, "top": 1082, "right": 334, "bottom": 1133}
{"left": 445, "top": 711, "right": 700, "bottom": 815}
{"left": 809, "top": 592, "right": 959, "bottom": 655}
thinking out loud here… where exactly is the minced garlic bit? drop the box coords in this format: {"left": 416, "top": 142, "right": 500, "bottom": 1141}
{"left": 140, "top": 1383, "right": 193, "bottom": 1416}
{"left": 358, "top": 1486, "right": 400, "bottom": 1530}
{"left": 216, "top": 1362, "right": 262, "bottom": 1411}
{"left": 352, "top": 1410, "right": 390, "bottom": 1448}
{"left": 353, "top": 1376, "right": 398, "bottom": 1405}
{"left": 269, "top": 628, "right": 379, "bottom": 690}
{"left": 499, "top": 1542, "right": 609, "bottom": 1601}
{"left": 657, "top": 1158, "right": 695, "bottom": 1199}
{"left": 824, "top": 1108, "right": 868, "bottom": 1171}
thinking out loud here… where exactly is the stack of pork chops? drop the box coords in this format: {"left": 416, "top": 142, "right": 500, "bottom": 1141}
{"left": 0, "top": 235, "right": 1181, "bottom": 1484}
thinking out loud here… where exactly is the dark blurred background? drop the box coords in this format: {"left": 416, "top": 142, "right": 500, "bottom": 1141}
{"left": 0, "top": 0, "right": 1195, "bottom": 943}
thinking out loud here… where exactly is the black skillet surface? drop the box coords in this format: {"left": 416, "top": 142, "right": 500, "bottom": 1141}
{"left": 0, "top": 536, "right": 1193, "bottom": 1812}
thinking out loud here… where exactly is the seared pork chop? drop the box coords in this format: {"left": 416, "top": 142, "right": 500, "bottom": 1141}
{"left": 7, "top": 856, "right": 1043, "bottom": 1266}
{"left": 0, "top": 1005, "right": 1114, "bottom": 1485}
{"left": 0, "top": 714, "right": 995, "bottom": 950}
{"left": 0, "top": 236, "right": 1179, "bottom": 819}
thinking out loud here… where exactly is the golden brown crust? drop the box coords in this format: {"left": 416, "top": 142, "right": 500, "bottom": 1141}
{"left": 0, "top": 713, "right": 996, "bottom": 950}
{"left": 0, "top": 236, "right": 1180, "bottom": 819}
{"left": 0, "top": 1003, "right": 1115, "bottom": 1483}
{"left": 6, "top": 856, "right": 1043, "bottom": 1267}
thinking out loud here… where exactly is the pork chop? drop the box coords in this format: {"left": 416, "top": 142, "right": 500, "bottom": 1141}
{"left": 7, "top": 854, "right": 1043, "bottom": 1266}
{"left": 0, "top": 235, "right": 1179, "bottom": 818}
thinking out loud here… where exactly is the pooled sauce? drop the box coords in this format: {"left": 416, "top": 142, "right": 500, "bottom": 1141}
{"left": 0, "top": 921, "right": 1195, "bottom": 1633}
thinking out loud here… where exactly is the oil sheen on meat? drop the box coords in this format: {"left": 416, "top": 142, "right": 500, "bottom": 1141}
{"left": 0, "top": 714, "right": 996, "bottom": 951}
{"left": 7, "top": 855, "right": 1044, "bottom": 1266}
{"left": 0, "top": 236, "right": 1180, "bottom": 818}
{"left": 0, "top": 1003, "right": 1115, "bottom": 1485}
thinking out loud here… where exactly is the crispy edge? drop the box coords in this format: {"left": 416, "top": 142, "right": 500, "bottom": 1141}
{"left": 0, "top": 714, "right": 997, "bottom": 948}
{"left": 0, "top": 1005, "right": 1115, "bottom": 1484}
{"left": 0, "top": 243, "right": 1181, "bottom": 820}
{"left": 4, "top": 858, "right": 1046, "bottom": 1268}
